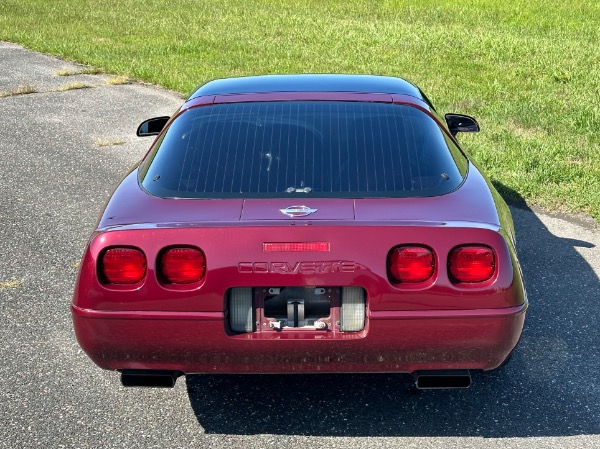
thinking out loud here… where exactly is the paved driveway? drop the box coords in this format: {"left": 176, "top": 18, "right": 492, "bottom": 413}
{"left": 1, "top": 42, "right": 598, "bottom": 449}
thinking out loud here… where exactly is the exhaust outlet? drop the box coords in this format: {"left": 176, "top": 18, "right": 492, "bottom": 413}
{"left": 413, "top": 370, "right": 471, "bottom": 389}
{"left": 120, "top": 370, "right": 182, "bottom": 388}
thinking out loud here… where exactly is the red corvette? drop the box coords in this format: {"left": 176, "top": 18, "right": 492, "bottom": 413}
{"left": 72, "top": 75, "right": 527, "bottom": 389}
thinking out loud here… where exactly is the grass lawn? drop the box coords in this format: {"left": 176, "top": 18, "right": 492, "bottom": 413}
{"left": 1, "top": 0, "right": 598, "bottom": 221}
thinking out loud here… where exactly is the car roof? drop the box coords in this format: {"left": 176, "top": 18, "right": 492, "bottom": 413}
{"left": 188, "top": 74, "right": 425, "bottom": 101}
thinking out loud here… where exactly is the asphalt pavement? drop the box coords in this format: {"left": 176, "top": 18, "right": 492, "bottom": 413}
{"left": 1, "top": 42, "right": 598, "bottom": 449}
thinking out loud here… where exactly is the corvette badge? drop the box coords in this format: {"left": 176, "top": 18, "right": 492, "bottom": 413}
{"left": 279, "top": 205, "right": 317, "bottom": 218}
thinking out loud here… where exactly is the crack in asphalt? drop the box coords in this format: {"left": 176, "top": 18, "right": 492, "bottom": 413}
{"left": 0, "top": 80, "right": 131, "bottom": 98}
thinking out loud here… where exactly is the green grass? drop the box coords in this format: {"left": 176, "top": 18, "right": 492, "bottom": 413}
{"left": 1, "top": 0, "right": 599, "bottom": 221}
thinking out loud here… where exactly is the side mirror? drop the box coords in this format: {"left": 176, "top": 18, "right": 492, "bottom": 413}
{"left": 445, "top": 113, "right": 480, "bottom": 137}
{"left": 136, "top": 116, "right": 170, "bottom": 137}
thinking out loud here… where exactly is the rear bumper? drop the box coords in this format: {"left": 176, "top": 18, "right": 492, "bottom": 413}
{"left": 71, "top": 303, "right": 526, "bottom": 373}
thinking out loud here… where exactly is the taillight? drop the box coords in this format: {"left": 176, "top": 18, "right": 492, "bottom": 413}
{"left": 100, "top": 248, "right": 147, "bottom": 284}
{"left": 388, "top": 246, "right": 435, "bottom": 283}
{"left": 449, "top": 246, "right": 495, "bottom": 283}
{"left": 160, "top": 247, "right": 206, "bottom": 284}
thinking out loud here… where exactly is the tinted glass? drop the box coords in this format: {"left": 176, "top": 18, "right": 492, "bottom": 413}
{"left": 141, "top": 102, "right": 466, "bottom": 199}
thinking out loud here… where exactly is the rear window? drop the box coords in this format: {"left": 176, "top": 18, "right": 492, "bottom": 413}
{"left": 140, "top": 101, "right": 466, "bottom": 199}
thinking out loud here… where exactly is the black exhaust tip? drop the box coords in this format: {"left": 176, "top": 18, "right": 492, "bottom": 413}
{"left": 414, "top": 370, "right": 472, "bottom": 389}
{"left": 119, "top": 370, "right": 182, "bottom": 388}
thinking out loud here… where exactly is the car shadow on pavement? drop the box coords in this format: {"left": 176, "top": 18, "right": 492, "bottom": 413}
{"left": 186, "top": 191, "right": 599, "bottom": 437}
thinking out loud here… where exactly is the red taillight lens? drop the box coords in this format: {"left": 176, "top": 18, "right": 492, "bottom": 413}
{"left": 449, "top": 246, "right": 495, "bottom": 283}
{"left": 160, "top": 247, "right": 206, "bottom": 284}
{"left": 388, "top": 246, "right": 435, "bottom": 283}
{"left": 101, "top": 248, "right": 147, "bottom": 284}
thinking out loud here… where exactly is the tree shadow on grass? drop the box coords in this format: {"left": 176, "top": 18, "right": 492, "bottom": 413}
{"left": 186, "top": 184, "right": 599, "bottom": 437}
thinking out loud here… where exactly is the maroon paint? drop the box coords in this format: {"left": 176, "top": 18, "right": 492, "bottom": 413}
{"left": 72, "top": 88, "right": 527, "bottom": 376}
{"left": 72, "top": 304, "right": 525, "bottom": 372}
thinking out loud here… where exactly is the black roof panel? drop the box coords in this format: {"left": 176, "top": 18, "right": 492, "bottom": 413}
{"left": 188, "top": 74, "right": 423, "bottom": 100}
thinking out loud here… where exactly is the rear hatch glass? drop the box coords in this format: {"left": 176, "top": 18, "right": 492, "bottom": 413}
{"left": 140, "top": 101, "right": 466, "bottom": 199}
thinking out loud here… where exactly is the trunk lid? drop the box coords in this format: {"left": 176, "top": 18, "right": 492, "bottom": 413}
{"left": 99, "top": 165, "right": 499, "bottom": 229}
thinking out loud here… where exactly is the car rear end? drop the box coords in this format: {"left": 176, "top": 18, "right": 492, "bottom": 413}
{"left": 72, "top": 87, "right": 527, "bottom": 387}
{"left": 72, "top": 211, "right": 526, "bottom": 383}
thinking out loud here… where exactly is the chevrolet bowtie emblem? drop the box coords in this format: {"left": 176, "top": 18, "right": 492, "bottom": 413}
{"left": 279, "top": 205, "right": 318, "bottom": 218}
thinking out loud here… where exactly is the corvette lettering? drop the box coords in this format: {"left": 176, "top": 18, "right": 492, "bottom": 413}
{"left": 238, "top": 261, "right": 360, "bottom": 274}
